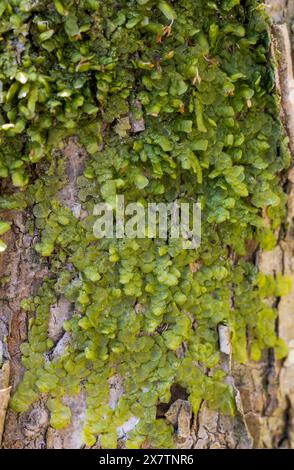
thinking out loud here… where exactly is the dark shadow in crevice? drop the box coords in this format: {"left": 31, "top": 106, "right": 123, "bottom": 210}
{"left": 156, "top": 383, "right": 188, "bottom": 418}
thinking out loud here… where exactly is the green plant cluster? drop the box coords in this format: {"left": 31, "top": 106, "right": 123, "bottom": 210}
{"left": 0, "top": 0, "right": 291, "bottom": 448}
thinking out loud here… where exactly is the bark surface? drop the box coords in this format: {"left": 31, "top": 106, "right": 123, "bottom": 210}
{"left": 1, "top": 1, "right": 294, "bottom": 449}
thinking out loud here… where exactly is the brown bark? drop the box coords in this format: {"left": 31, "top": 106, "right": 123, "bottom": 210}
{"left": 1, "top": 1, "right": 294, "bottom": 449}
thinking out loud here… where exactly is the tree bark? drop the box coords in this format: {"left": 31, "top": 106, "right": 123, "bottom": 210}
{"left": 1, "top": 1, "right": 294, "bottom": 449}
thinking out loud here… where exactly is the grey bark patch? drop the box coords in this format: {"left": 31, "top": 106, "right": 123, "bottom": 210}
{"left": 130, "top": 100, "right": 145, "bottom": 133}
{"left": 52, "top": 332, "right": 71, "bottom": 358}
{"left": 109, "top": 374, "right": 124, "bottom": 410}
{"left": 165, "top": 399, "right": 194, "bottom": 448}
{"left": 47, "top": 391, "right": 87, "bottom": 449}
{"left": 117, "top": 416, "right": 140, "bottom": 439}
{"left": 48, "top": 297, "right": 73, "bottom": 342}
{"left": 59, "top": 137, "right": 87, "bottom": 215}
{"left": 20, "top": 403, "right": 49, "bottom": 440}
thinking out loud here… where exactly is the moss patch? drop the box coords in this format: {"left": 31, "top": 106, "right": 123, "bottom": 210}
{"left": 0, "top": 0, "right": 291, "bottom": 448}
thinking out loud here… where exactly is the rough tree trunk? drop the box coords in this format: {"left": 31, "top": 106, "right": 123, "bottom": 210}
{"left": 1, "top": 1, "right": 294, "bottom": 449}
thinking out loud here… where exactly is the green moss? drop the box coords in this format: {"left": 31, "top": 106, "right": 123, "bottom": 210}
{"left": 0, "top": 0, "right": 291, "bottom": 448}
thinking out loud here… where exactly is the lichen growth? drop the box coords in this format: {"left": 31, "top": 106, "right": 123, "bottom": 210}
{"left": 0, "top": 0, "right": 291, "bottom": 448}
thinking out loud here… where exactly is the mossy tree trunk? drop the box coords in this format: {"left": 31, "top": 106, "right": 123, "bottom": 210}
{"left": 1, "top": 1, "right": 294, "bottom": 449}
